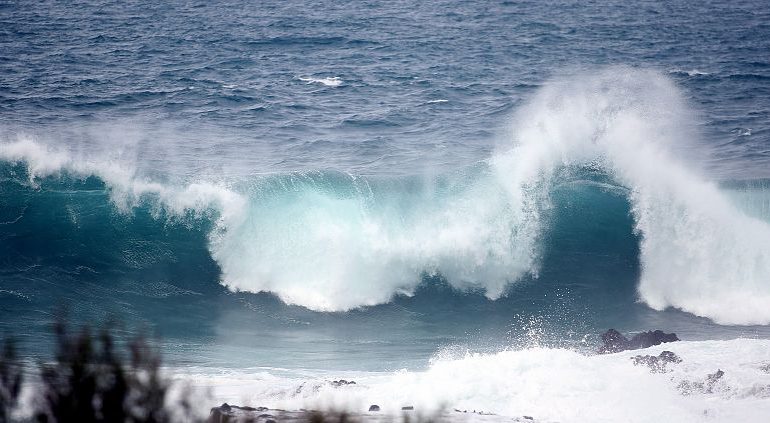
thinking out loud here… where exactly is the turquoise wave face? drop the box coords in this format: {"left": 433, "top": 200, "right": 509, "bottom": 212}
{"left": 0, "top": 163, "right": 623, "bottom": 361}
{"left": 2, "top": 164, "right": 770, "bottom": 368}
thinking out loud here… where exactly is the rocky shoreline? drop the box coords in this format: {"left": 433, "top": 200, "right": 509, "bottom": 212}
{"left": 206, "top": 328, "right": 745, "bottom": 422}
{"left": 207, "top": 403, "right": 540, "bottom": 422}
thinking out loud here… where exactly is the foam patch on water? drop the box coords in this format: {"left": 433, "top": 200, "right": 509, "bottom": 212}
{"left": 298, "top": 76, "right": 342, "bottom": 87}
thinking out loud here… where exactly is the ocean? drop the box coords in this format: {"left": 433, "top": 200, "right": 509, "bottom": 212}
{"left": 1, "top": 0, "right": 770, "bottom": 421}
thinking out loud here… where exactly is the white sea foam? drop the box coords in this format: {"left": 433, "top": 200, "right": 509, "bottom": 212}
{"left": 209, "top": 170, "right": 542, "bottom": 310}
{"left": 177, "top": 339, "right": 770, "bottom": 423}
{"left": 298, "top": 76, "right": 342, "bottom": 87}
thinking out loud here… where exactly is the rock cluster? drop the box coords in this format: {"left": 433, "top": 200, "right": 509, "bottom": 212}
{"left": 329, "top": 379, "right": 356, "bottom": 387}
{"left": 598, "top": 329, "right": 679, "bottom": 354}
{"left": 631, "top": 350, "right": 682, "bottom": 373}
{"left": 677, "top": 369, "right": 725, "bottom": 395}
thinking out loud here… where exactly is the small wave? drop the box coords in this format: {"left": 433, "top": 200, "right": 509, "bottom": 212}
{"left": 298, "top": 76, "right": 342, "bottom": 87}
{"left": 732, "top": 127, "right": 752, "bottom": 137}
{"left": 426, "top": 99, "right": 449, "bottom": 104}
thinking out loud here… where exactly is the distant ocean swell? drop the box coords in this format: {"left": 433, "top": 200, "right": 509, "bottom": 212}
{"left": 2, "top": 67, "right": 770, "bottom": 325}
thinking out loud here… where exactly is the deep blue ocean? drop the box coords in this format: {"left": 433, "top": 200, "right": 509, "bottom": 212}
{"left": 2, "top": 1, "right": 770, "bottom": 420}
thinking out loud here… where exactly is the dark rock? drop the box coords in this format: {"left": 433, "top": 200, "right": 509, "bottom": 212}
{"left": 368, "top": 405, "right": 380, "bottom": 412}
{"left": 330, "top": 379, "right": 357, "bottom": 387}
{"left": 632, "top": 350, "right": 682, "bottom": 373}
{"left": 599, "top": 329, "right": 629, "bottom": 354}
{"left": 208, "top": 404, "right": 275, "bottom": 423}
{"left": 628, "top": 330, "right": 679, "bottom": 350}
{"left": 677, "top": 369, "right": 725, "bottom": 395}
{"left": 705, "top": 369, "right": 724, "bottom": 393}
{"left": 402, "top": 406, "right": 414, "bottom": 410}
{"left": 659, "top": 350, "right": 681, "bottom": 363}
{"left": 523, "top": 417, "right": 534, "bottom": 421}
{"left": 598, "top": 329, "right": 679, "bottom": 353}
{"left": 209, "top": 406, "right": 228, "bottom": 423}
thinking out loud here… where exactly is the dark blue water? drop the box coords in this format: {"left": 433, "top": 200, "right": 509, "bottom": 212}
{"left": 1, "top": 0, "right": 770, "bottom": 371}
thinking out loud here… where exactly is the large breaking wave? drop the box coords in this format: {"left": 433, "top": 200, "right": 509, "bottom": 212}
{"left": 2, "top": 67, "right": 770, "bottom": 324}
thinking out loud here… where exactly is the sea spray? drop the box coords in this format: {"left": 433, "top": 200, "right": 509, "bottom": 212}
{"left": 494, "top": 67, "right": 770, "bottom": 324}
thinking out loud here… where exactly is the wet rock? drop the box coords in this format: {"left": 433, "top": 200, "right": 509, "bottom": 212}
{"left": 209, "top": 405, "right": 229, "bottom": 423}
{"left": 629, "top": 330, "right": 679, "bottom": 349}
{"left": 632, "top": 350, "right": 682, "bottom": 373}
{"left": 599, "top": 329, "right": 679, "bottom": 353}
{"left": 705, "top": 369, "right": 724, "bottom": 393}
{"left": 368, "top": 404, "right": 380, "bottom": 412}
{"left": 598, "top": 329, "right": 628, "bottom": 354}
{"left": 208, "top": 403, "right": 276, "bottom": 423}
{"left": 330, "top": 379, "right": 357, "bottom": 387}
{"left": 677, "top": 369, "right": 725, "bottom": 395}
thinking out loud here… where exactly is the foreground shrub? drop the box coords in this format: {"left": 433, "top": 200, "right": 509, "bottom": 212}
{"left": 0, "top": 338, "right": 22, "bottom": 423}
{"left": 33, "top": 318, "right": 177, "bottom": 423}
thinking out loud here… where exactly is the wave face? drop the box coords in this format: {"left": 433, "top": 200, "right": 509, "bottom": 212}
{"left": 2, "top": 68, "right": 770, "bottom": 327}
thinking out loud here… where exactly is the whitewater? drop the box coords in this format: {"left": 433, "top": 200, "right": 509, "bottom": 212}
{"left": 178, "top": 339, "right": 770, "bottom": 423}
